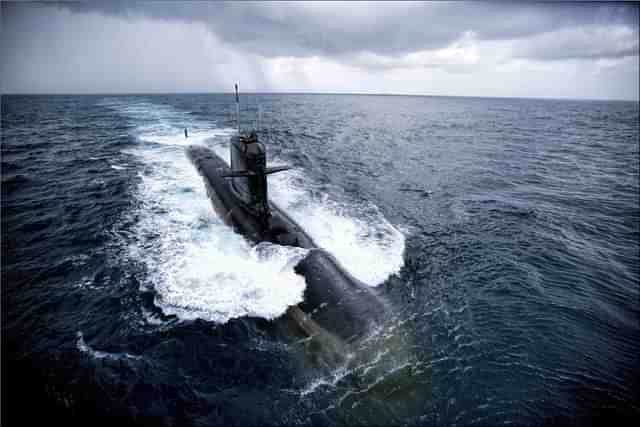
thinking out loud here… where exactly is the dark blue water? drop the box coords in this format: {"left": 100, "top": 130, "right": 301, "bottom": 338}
{"left": 2, "top": 94, "right": 639, "bottom": 426}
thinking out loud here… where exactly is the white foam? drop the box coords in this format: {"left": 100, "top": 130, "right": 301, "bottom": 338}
{"left": 113, "top": 100, "right": 307, "bottom": 323}
{"left": 76, "top": 332, "right": 141, "bottom": 361}
{"left": 137, "top": 123, "right": 235, "bottom": 148}
{"left": 111, "top": 99, "right": 405, "bottom": 324}
{"left": 124, "top": 141, "right": 308, "bottom": 323}
{"left": 269, "top": 170, "right": 405, "bottom": 285}
{"left": 213, "top": 138, "right": 406, "bottom": 285}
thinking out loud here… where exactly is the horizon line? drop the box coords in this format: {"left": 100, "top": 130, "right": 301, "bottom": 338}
{"left": 1, "top": 91, "right": 638, "bottom": 103}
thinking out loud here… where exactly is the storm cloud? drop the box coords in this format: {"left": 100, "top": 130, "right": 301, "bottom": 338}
{"left": 2, "top": 1, "right": 638, "bottom": 99}
{"left": 58, "top": 1, "right": 638, "bottom": 58}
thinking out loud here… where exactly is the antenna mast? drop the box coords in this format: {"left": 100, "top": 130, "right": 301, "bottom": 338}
{"left": 235, "top": 83, "right": 240, "bottom": 134}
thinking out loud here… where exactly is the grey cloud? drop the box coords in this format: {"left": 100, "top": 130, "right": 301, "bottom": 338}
{"left": 1, "top": 2, "right": 269, "bottom": 94}
{"left": 54, "top": 1, "right": 639, "bottom": 60}
{"left": 2, "top": 1, "right": 638, "bottom": 99}
{"left": 513, "top": 25, "right": 639, "bottom": 61}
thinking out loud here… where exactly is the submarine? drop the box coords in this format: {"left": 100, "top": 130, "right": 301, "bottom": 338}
{"left": 186, "top": 85, "right": 388, "bottom": 358}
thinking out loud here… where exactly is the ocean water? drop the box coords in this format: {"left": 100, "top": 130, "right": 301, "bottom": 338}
{"left": 2, "top": 94, "right": 638, "bottom": 426}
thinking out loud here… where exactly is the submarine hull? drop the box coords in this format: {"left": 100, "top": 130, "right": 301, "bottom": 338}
{"left": 187, "top": 145, "right": 317, "bottom": 248}
{"left": 186, "top": 144, "right": 387, "bottom": 344}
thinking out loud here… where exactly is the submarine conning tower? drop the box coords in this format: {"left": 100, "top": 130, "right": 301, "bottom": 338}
{"left": 229, "top": 131, "right": 270, "bottom": 221}
{"left": 221, "top": 83, "right": 291, "bottom": 232}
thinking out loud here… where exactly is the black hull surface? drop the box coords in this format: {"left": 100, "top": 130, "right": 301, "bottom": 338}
{"left": 186, "top": 144, "right": 387, "bottom": 346}
{"left": 187, "top": 145, "right": 317, "bottom": 248}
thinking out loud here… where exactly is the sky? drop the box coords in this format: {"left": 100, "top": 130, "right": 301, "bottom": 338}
{"left": 1, "top": 1, "right": 638, "bottom": 100}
